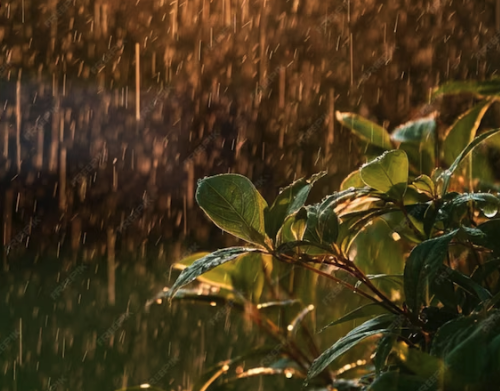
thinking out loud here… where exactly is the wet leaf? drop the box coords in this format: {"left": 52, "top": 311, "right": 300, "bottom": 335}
{"left": 432, "top": 78, "right": 500, "bottom": 99}
{"left": 167, "top": 247, "right": 259, "bottom": 297}
{"left": 360, "top": 150, "right": 409, "bottom": 200}
{"left": 196, "top": 174, "right": 270, "bottom": 247}
{"left": 442, "top": 100, "right": 494, "bottom": 166}
{"left": 404, "top": 230, "right": 459, "bottom": 313}
{"left": 439, "top": 128, "right": 500, "bottom": 195}
{"left": 306, "top": 314, "right": 398, "bottom": 384}
{"left": 319, "top": 303, "right": 391, "bottom": 333}
{"left": 336, "top": 111, "right": 393, "bottom": 150}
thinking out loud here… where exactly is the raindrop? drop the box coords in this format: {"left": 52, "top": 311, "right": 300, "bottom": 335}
{"left": 481, "top": 204, "right": 498, "bottom": 218}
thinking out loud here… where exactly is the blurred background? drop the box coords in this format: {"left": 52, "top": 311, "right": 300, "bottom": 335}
{"left": 1, "top": 0, "right": 500, "bottom": 390}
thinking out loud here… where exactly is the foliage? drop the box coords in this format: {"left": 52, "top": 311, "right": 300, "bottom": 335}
{"left": 119, "top": 79, "right": 500, "bottom": 391}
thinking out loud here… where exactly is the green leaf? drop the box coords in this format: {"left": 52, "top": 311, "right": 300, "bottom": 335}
{"left": 477, "top": 219, "right": 500, "bottom": 253}
{"left": 394, "top": 342, "right": 445, "bottom": 380}
{"left": 305, "top": 314, "right": 398, "bottom": 384}
{"left": 167, "top": 247, "right": 258, "bottom": 297}
{"left": 366, "top": 274, "right": 404, "bottom": 286}
{"left": 336, "top": 111, "right": 393, "bottom": 150}
{"left": 368, "top": 372, "right": 436, "bottom": 391}
{"left": 444, "top": 266, "right": 492, "bottom": 302}
{"left": 442, "top": 100, "right": 494, "bottom": 166}
{"left": 340, "top": 170, "right": 366, "bottom": 190}
{"left": 360, "top": 150, "right": 409, "bottom": 200}
{"left": 374, "top": 333, "right": 398, "bottom": 376}
{"left": 231, "top": 252, "right": 266, "bottom": 303}
{"left": 430, "top": 316, "right": 481, "bottom": 357}
{"left": 319, "top": 303, "right": 390, "bottom": 333}
{"left": 432, "top": 78, "right": 500, "bottom": 99}
{"left": 444, "top": 314, "right": 500, "bottom": 384}
{"left": 411, "top": 175, "right": 436, "bottom": 197}
{"left": 404, "top": 230, "right": 459, "bottom": 313}
{"left": 265, "top": 172, "right": 326, "bottom": 240}
{"left": 439, "top": 128, "right": 500, "bottom": 195}
{"left": 276, "top": 209, "right": 308, "bottom": 247}
{"left": 173, "top": 252, "right": 235, "bottom": 290}
{"left": 303, "top": 201, "right": 339, "bottom": 246}
{"left": 196, "top": 174, "right": 269, "bottom": 247}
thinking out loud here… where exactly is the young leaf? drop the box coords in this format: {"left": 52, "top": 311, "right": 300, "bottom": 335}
{"left": 404, "top": 230, "right": 459, "bottom": 313}
{"left": 276, "top": 208, "right": 308, "bottom": 247}
{"left": 360, "top": 150, "right": 409, "bottom": 200}
{"left": 412, "top": 175, "right": 436, "bottom": 197}
{"left": 167, "top": 247, "right": 259, "bottom": 298}
{"left": 439, "top": 128, "right": 500, "bottom": 195}
{"left": 340, "top": 169, "right": 366, "bottom": 190}
{"left": 265, "top": 172, "right": 326, "bottom": 240}
{"left": 442, "top": 100, "right": 494, "bottom": 166}
{"left": 196, "top": 174, "right": 269, "bottom": 247}
{"left": 336, "top": 111, "right": 393, "bottom": 150}
{"left": 305, "top": 314, "right": 398, "bottom": 384}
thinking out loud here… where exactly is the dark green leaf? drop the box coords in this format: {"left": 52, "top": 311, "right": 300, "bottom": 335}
{"left": 303, "top": 202, "right": 339, "bottom": 246}
{"left": 430, "top": 316, "right": 479, "bottom": 357}
{"left": 306, "top": 314, "right": 398, "bottom": 384}
{"left": 196, "top": 174, "right": 269, "bottom": 247}
{"left": 360, "top": 150, "right": 409, "bottom": 200}
{"left": 368, "top": 371, "right": 432, "bottom": 391}
{"left": 167, "top": 247, "right": 258, "bottom": 297}
{"left": 374, "top": 333, "right": 398, "bottom": 376}
{"left": 477, "top": 219, "right": 500, "bottom": 253}
{"left": 336, "top": 111, "right": 393, "bottom": 150}
{"left": 319, "top": 303, "right": 391, "bottom": 333}
{"left": 265, "top": 172, "right": 326, "bottom": 240}
{"left": 445, "top": 266, "right": 492, "bottom": 302}
{"left": 471, "top": 258, "right": 500, "bottom": 282}
{"left": 404, "top": 230, "right": 459, "bottom": 313}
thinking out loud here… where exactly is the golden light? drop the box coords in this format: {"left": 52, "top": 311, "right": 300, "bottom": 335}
{"left": 391, "top": 232, "right": 401, "bottom": 241}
